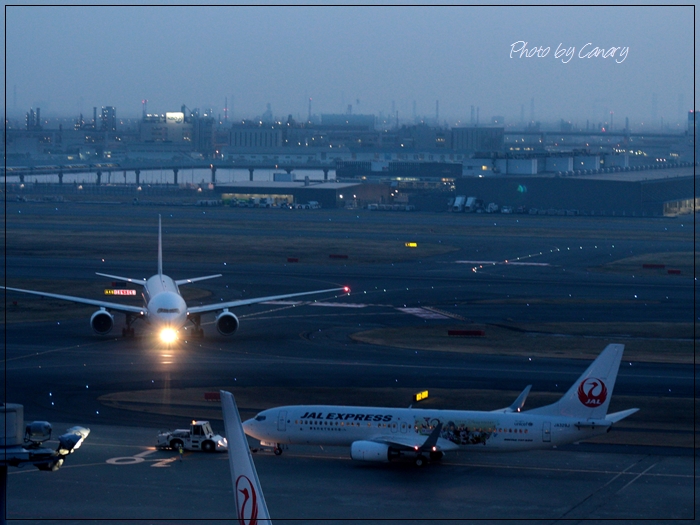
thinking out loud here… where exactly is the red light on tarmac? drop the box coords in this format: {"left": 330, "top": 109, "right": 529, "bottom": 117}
{"left": 343, "top": 286, "right": 351, "bottom": 293}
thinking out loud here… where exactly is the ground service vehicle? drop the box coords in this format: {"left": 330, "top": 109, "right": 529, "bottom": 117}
{"left": 156, "top": 420, "right": 228, "bottom": 452}
{"left": 452, "top": 195, "right": 466, "bottom": 212}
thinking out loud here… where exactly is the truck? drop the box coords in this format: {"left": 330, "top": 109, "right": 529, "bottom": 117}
{"left": 465, "top": 196, "right": 478, "bottom": 212}
{"left": 452, "top": 195, "right": 466, "bottom": 212}
{"left": 156, "top": 420, "right": 227, "bottom": 453}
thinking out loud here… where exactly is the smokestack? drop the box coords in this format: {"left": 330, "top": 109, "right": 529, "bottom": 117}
{"left": 93, "top": 107, "right": 97, "bottom": 129}
{"left": 530, "top": 98, "right": 534, "bottom": 122}
{"left": 308, "top": 97, "right": 312, "bottom": 122}
{"left": 470, "top": 105, "right": 475, "bottom": 124}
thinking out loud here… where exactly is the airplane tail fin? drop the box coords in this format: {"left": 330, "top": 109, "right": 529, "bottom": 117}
{"left": 157, "top": 215, "right": 163, "bottom": 276}
{"left": 220, "top": 390, "right": 272, "bottom": 524}
{"left": 527, "top": 344, "right": 625, "bottom": 420}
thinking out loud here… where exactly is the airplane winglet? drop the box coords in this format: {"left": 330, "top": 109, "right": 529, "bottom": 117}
{"left": 509, "top": 385, "right": 531, "bottom": 412}
{"left": 220, "top": 390, "right": 272, "bottom": 524}
{"left": 491, "top": 385, "right": 531, "bottom": 413}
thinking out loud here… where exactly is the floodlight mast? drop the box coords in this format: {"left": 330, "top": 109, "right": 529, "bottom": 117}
{"left": 0, "top": 404, "right": 90, "bottom": 525}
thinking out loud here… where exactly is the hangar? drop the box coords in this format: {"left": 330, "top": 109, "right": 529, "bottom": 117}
{"left": 454, "top": 167, "right": 697, "bottom": 216}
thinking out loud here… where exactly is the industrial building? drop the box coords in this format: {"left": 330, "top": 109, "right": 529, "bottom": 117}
{"left": 454, "top": 167, "right": 696, "bottom": 216}
{"left": 215, "top": 180, "right": 390, "bottom": 209}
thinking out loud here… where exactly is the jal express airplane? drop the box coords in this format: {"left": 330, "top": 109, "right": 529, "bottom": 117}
{"left": 2, "top": 216, "right": 348, "bottom": 343}
{"left": 243, "top": 344, "right": 638, "bottom": 466}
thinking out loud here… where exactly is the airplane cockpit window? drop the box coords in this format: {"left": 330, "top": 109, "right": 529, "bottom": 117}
{"left": 255, "top": 415, "right": 266, "bottom": 421}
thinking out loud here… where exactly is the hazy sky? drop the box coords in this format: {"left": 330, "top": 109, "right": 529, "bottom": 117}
{"left": 5, "top": 4, "right": 695, "bottom": 126}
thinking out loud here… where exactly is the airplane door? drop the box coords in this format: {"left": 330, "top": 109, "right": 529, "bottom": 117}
{"left": 277, "top": 410, "right": 287, "bottom": 432}
{"left": 542, "top": 421, "right": 551, "bottom": 442}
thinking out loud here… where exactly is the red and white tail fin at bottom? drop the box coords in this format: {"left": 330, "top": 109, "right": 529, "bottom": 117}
{"left": 221, "top": 390, "right": 272, "bottom": 525}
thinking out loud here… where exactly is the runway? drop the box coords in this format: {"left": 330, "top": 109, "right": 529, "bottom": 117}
{"left": 2, "top": 202, "right": 696, "bottom": 522}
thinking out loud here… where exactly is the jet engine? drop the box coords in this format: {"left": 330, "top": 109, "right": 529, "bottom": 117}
{"left": 215, "top": 310, "right": 239, "bottom": 336}
{"left": 350, "top": 441, "right": 398, "bottom": 462}
{"left": 90, "top": 309, "right": 114, "bottom": 335}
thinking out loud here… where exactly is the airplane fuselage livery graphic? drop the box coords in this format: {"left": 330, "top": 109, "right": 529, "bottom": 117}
{"left": 2, "top": 216, "right": 347, "bottom": 342}
{"left": 577, "top": 377, "right": 607, "bottom": 407}
{"left": 243, "top": 345, "right": 638, "bottom": 466}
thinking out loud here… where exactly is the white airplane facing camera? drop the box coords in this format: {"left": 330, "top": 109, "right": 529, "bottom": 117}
{"left": 2, "top": 216, "right": 348, "bottom": 343}
{"left": 243, "top": 344, "right": 638, "bottom": 467}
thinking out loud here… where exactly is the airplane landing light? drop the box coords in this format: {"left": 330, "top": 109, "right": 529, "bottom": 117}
{"left": 160, "top": 328, "right": 178, "bottom": 344}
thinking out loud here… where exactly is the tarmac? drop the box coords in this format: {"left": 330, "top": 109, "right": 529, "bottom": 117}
{"left": 2, "top": 201, "right": 696, "bottom": 522}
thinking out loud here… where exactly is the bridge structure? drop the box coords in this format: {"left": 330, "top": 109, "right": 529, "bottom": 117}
{"left": 2, "top": 160, "right": 336, "bottom": 185}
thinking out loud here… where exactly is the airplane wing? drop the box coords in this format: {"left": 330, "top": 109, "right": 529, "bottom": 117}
{"left": 175, "top": 274, "right": 222, "bottom": 286}
{"left": 95, "top": 273, "right": 147, "bottom": 286}
{"left": 371, "top": 427, "right": 459, "bottom": 453}
{"left": 187, "top": 286, "right": 348, "bottom": 315}
{"left": 1, "top": 286, "right": 145, "bottom": 315}
{"left": 220, "top": 390, "right": 272, "bottom": 525}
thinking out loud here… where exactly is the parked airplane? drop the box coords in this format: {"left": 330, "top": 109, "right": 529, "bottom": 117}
{"left": 2, "top": 216, "right": 348, "bottom": 342}
{"left": 221, "top": 390, "right": 272, "bottom": 525}
{"left": 243, "top": 344, "right": 638, "bottom": 466}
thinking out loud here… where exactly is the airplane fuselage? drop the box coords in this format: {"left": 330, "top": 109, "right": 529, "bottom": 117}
{"left": 243, "top": 405, "right": 612, "bottom": 453}
{"left": 143, "top": 274, "right": 188, "bottom": 330}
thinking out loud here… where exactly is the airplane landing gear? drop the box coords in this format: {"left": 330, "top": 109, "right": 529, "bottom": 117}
{"left": 414, "top": 454, "right": 427, "bottom": 467}
{"left": 189, "top": 315, "right": 204, "bottom": 338}
{"left": 274, "top": 445, "right": 283, "bottom": 456}
{"left": 122, "top": 315, "right": 137, "bottom": 337}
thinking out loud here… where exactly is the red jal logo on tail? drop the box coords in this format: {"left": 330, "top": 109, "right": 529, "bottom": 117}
{"left": 577, "top": 377, "right": 608, "bottom": 407}
{"left": 235, "top": 475, "right": 258, "bottom": 525}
